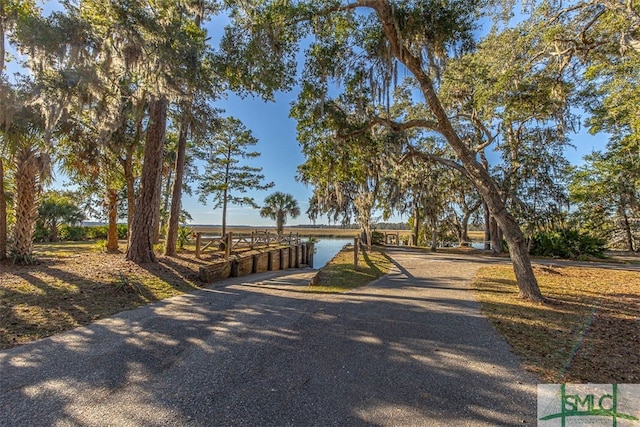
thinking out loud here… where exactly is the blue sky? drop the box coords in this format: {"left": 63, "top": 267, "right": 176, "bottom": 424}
{"left": 18, "top": 2, "right": 608, "bottom": 227}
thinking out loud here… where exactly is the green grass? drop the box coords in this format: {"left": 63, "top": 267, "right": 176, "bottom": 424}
{"left": 308, "top": 245, "right": 393, "bottom": 292}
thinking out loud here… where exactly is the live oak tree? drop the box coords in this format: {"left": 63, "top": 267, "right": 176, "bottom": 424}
{"left": 22, "top": 1, "right": 210, "bottom": 263}
{"left": 11, "top": 0, "right": 162, "bottom": 261}
{"left": 570, "top": 148, "right": 640, "bottom": 250}
{"left": 292, "top": 75, "right": 389, "bottom": 246}
{"left": 445, "top": 170, "right": 482, "bottom": 247}
{"left": 195, "top": 116, "right": 273, "bottom": 237}
{"left": 232, "top": 0, "right": 545, "bottom": 299}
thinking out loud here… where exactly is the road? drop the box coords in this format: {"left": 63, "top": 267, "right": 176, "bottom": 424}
{"left": 0, "top": 248, "right": 538, "bottom": 426}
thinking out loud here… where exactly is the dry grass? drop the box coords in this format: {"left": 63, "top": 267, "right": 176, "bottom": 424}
{"left": 474, "top": 264, "right": 640, "bottom": 383}
{"left": 0, "top": 241, "right": 206, "bottom": 349}
{"left": 309, "top": 245, "right": 393, "bottom": 292}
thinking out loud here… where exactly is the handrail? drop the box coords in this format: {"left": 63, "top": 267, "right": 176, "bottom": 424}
{"left": 194, "top": 230, "right": 301, "bottom": 259}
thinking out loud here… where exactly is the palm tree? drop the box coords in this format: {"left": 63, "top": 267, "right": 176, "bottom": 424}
{"left": 260, "top": 192, "right": 300, "bottom": 235}
{"left": 1, "top": 101, "right": 51, "bottom": 264}
{"left": 12, "top": 142, "right": 51, "bottom": 264}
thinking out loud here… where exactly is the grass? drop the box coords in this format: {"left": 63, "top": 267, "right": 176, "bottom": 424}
{"left": 474, "top": 264, "right": 640, "bottom": 383}
{"left": 0, "top": 243, "right": 203, "bottom": 349}
{"left": 8, "top": 237, "right": 636, "bottom": 385}
{"left": 308, "top": 245, "right": 393, "bottom": 292}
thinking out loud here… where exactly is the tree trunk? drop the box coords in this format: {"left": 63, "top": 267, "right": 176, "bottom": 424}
{"left": 412, "top": 202, "right": 420, "bottom": 246}
{"left": 429, "top": 214, "right": 437, "bottom": 252}
{"left": 222, "top": 187, "right": 228, "bottom": 237}
{"left": 277, "top": 211, "right": 284, "bottom": 235}
{"left": 165, "top": 111, "right": 190, "bottom": 256}
{"left": 460, "top": 211, "right": 471, "bottom": 246}
{"left": 106, "top": 188, "right": 119, "bottom": 252}
{"left": 49, "top": 219, "right": 58, "bottom": 242}
{"left": 160, "top": 168, "right": 173, "bottom": 233}
{"left": 12, "top": 148, "right": 40, "bottom": 263}
{"left": 490, "top": 216, "right": 503, "bottom": 253}
{"left": 375, "top": 1, "right": 543, "bottom": 301}
{"left": 122, "top": 150, "right": 136, "bottom": 242}
{"left": 0, "top": 159, "right": 7, "bottom": 260}
{"left": 483, "top": 203, "right": 491, "bottom": 250}
{"left": 122, "top": 114, "right": 144, "bottom": 243}
{"left": 152, "top": 164, "right": 163, "bottom": 245}
{"left": 126, "top": 96, "right": 168, "bottom": 263}
{"left": 622, "top": 210, "right": 634, "bottom": 252}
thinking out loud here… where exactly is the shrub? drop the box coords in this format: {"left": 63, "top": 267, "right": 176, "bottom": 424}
{"left": 59, "top": 225, "right": 87, "bottom": 241}
{"left": 177, "top": 226, "right": 191, "bottom": 250}
{"left": 85, "top": 225, "right": 109, "bottom": 240}
{"left": 117, "top": 224, "right": 128, "bottom": 240}
{"left": 33, "top": 222, "right": 49, "bottom": 242}
{"left": 529, "top": 229, "right": 605, "bottom": 259}
{"left": 371, "top": 230, "right": 385, "bottom": 245}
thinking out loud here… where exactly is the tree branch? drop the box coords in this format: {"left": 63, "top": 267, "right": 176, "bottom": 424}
{"left": 336, "top": 115, "right": 440, "bottom": 139}
{"left": 456, "top": 112, "right": 497, "bottom": 153}
{"left": 372, "top": 116, "right": 441, "bottom": 133}
{"left": 400, "top": 144, "right": 468, "bottom": 177}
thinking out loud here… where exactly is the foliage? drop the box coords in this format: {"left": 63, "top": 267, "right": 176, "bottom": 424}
{"left": 36, "top": 190, "right": 84, "bottom": 242}
{"left": 370, "top": 230, "right": 385, "bottom": 246}
{"left": 177, "top": 226, "right": 191, "bottom": 250}
{"left": 259, "top": 191, "right": 300, "bottom": 235}
{"left": 58, "top": 224, "right": 86, "bottom": 241}
{"left": 292, "top": 77, "right": 389, "bottom": 244}
{"left": 570, "top": 147, "right": 640, "bottom": 250}
{"left": 195, "top": 116, "right": 273, "bottom": 235}
{"left": 528, "top": 228, "right": 605, "bottom": 260}
{"left": 84, "top": 224, "right": 127, "bottom": 240}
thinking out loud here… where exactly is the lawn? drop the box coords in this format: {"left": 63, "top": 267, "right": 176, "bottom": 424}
{"left": 0, "top": 241, "right": 206, "bottom": 349}
{"left": 308, "top": 244, "right": 393, "bottom": 292}
{"left": 474, "top": 263, "right": 640, "bottom": 383}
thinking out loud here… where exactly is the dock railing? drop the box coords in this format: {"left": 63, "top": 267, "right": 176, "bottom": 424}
{"left": 193, "top": 229, "right": 300, "bottom": 259}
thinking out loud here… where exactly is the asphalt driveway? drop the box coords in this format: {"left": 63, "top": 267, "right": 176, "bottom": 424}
{"left": 0, "top": 248, "right": 538, "bottom": 426}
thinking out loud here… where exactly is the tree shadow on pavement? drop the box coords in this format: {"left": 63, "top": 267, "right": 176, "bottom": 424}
{"left": 0, "top": 263, "right": 539, "bottom": 426}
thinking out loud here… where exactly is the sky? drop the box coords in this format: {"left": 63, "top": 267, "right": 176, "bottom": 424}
{"left": 14, "top": 2, "right": 608, "bottom": 227}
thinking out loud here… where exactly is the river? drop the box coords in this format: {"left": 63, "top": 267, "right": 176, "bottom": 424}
{"left": 311, "top": 238, "right": 354, "bottom": 269}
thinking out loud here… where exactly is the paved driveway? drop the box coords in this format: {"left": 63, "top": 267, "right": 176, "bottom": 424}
{"left": 0, "top": 248, "right": 537, "bottom": 426}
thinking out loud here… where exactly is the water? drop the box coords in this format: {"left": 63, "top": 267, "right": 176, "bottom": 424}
{"left": 311, "top": 238, "right": 354, "bottom": 269}
{"left": 311, "top": 238, "right": 485, "bottom": 269}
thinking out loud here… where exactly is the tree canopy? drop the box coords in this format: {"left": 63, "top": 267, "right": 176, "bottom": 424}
{"left": 1, "top": 0, "right": 637, "bottom": 304}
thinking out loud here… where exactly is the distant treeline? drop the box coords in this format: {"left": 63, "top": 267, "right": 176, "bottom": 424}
{"left": 292, "top": 223, "right": 411, "bottom": 230}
